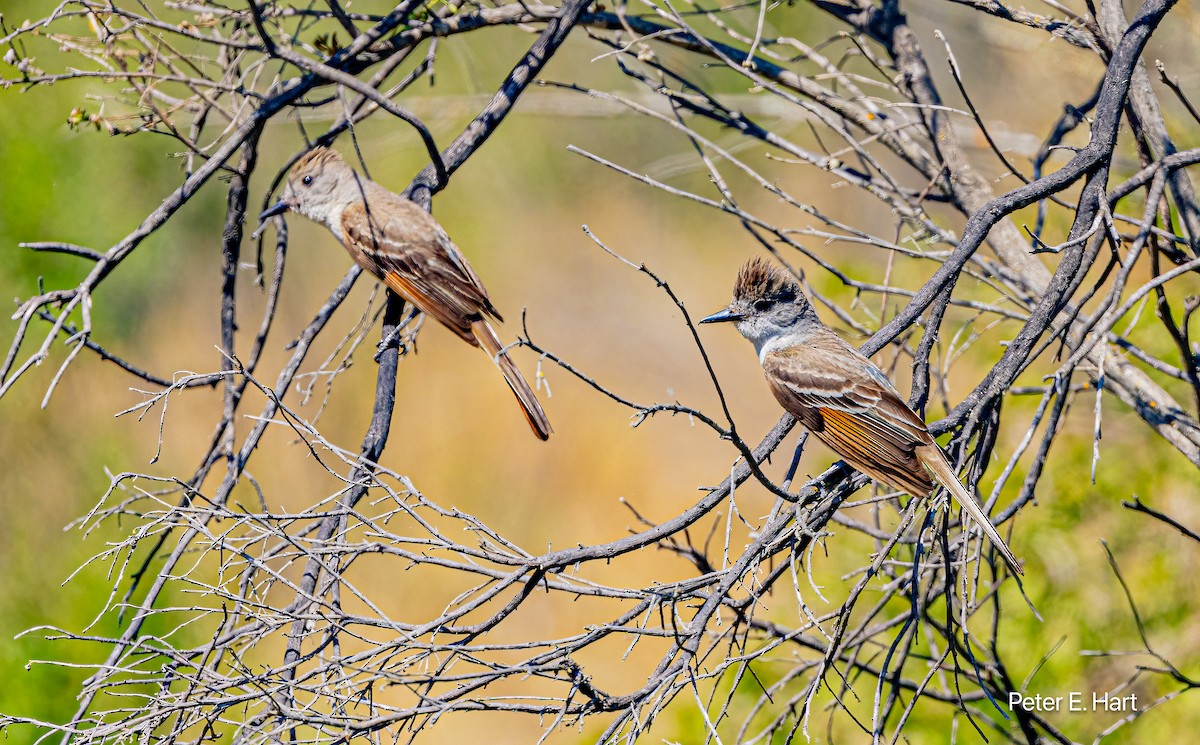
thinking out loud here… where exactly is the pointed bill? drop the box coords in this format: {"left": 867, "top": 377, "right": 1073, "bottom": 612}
{"left": 700, "top": 307, "right": 743, "bottom": 324}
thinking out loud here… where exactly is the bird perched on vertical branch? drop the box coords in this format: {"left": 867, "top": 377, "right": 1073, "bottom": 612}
{"left": 701, "top": 257, "right": 1022, "bottom": 575}
{"left": 260, "top": 147, "right": 552, "bottom": 440}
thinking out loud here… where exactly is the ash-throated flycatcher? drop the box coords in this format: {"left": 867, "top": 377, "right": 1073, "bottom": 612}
{"left": 701, "top": 257, "right": 1022, "bottom": 574}
{"left": 260, "top": 147, "right": 552, "bottom": 440}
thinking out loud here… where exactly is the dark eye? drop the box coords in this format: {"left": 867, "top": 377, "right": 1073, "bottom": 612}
{"left": 753, "top": 299, "right": 772, "bottom": 312}
{"left": 302, "top": 175, "right": 313, "bottom": 186}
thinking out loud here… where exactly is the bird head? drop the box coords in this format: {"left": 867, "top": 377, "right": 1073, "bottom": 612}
{"left": 259, "top": 146, "right": 360, "bottom": 227}
{"left": 700, "top": 257, "right": 815, "bottom": 353}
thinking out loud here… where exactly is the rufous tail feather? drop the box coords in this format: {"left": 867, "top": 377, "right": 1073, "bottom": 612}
{"left": 918, "top": 445, "right": 1023, "bottom": 575}
{"left": 471, "top": 319, "right": 552, "bottom": 441}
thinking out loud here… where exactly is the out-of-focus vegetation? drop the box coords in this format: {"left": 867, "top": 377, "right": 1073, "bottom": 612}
{"left": 1, "top": 0, "right": 1198, "bottom": 742}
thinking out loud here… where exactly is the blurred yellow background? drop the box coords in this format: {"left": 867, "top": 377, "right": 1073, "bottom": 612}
{"left": 1, "top": 0, "right": 1198, "bottom": 741}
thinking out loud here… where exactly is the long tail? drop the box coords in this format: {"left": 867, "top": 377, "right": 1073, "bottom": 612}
{"left": 471, "top": 319, "right": 553, "bottom": 441}
{"left": 917, "top": 444, "right": 1023, "bottom": 575}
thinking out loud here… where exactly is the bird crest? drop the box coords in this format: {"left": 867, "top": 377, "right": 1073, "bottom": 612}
{"left": 292, "top": 146, "right": 346, "bottom": 176}
{"left": 733, "top": 256, "right": 799, "bottom": 305}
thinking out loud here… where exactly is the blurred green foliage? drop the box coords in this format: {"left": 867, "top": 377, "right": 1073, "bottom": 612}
{"left": 1, "top": 0, "right": 1198, "bottom": 742}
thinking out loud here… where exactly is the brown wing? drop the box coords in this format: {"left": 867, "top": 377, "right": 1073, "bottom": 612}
{"left": 763, "top": 338, "right": 936, "bottom": 496}
{"left": 340, "top": 195, "right": 499, "bottom": 344}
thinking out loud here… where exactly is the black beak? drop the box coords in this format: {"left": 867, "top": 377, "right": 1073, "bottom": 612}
{"left": 258, "top": 200, "right": 290, "bottom": 221}
{"left": 700, "top": 307, "right": 743, "bottom": 324}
